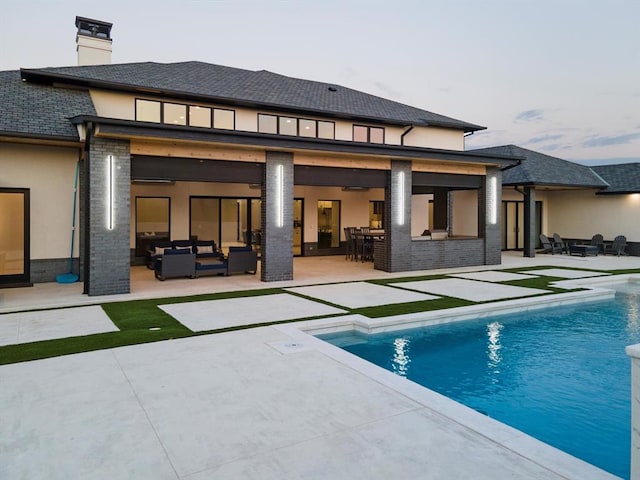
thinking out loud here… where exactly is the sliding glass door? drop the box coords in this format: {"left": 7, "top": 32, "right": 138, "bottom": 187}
{"left": 0, "top": 189, "right": 30, "bottom": 286}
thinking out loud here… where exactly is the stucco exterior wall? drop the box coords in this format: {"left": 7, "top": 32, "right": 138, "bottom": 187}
{"left": 402, "top": 126, "right": 464, "bottom": 150}
{"left": 0, "top": 143, "right": 79, "bottom": 259}
{"left": 546, "top": 189, "right": 640, "bottom": 241}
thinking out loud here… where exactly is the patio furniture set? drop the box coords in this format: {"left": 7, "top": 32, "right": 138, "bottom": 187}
{"left": 344, "top": 227, "right": 385, "bottom": 262}
{"left": 539, "top": 233, "right": 628, "bottom": 257}
{"left": 147, "top": 239, "right": 258, "bottom": 281}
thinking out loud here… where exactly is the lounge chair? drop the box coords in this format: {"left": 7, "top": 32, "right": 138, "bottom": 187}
{"left": 540, "top": 234, "right": 562, "bottom": 254}
{"left": 590, "top": 234, "right": 604, "bottom": 254}
{"left": 604, "top": 235, "right": 628, "bottom": 256}
{"left": 552, "top": 233, "right": 569, "bottom": 254}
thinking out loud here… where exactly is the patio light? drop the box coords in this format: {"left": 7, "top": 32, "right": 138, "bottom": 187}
{"left": 106, "top": 155, "right": 115, "bottom": 230}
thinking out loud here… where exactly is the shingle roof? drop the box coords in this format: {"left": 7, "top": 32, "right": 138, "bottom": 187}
{"left": 0, "top": 70, "right": 95, "bottom": 140}
{"left": 20, "top": 61, "right": 484, "bottom": 132}
{"left": 592, "top": 163, "right": 640, "bottom": 194}
{"left": 471, "top": 145, "right": 609, "bottom": 188}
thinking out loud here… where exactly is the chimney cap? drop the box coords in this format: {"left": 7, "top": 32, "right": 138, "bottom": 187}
{"left": 75, "top": 16, "right": 113, "bottom": 40}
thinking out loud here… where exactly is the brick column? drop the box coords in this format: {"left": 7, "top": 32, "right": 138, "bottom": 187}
{"left": 382, "top": 160, "right": 412, "bottom": 272}
{"left": 261, "top": 151, "right": 293, "bottom": 281}
{"left": 86, "top": 138, "right": 131, "bottom": 295}
{"left": 481, "top": 166, "right": 502, "bottom": 265}
{"left": 523, "top": 186, "right": 536, "bottom": 257}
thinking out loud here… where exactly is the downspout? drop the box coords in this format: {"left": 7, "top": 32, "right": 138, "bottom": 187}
{"left": 82, "top": 122, "right": 93, "bottom": 295}
{"left": 400, "top": 125, "right": 414, "bottom": 146}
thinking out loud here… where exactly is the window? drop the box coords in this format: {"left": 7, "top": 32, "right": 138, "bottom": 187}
{"left": 317, "top": 200, "right": 340, "bottom": 249}
{"left": 353, "top": 124, "right": 385, "bottom": 144}
{"left": 353, "top": 125, "right": 368, "bottom": 142}
{"left": 369, "top": 201, "right": 384, "bottom": 229}
{"left": 0, "top": 188, "right": 29, "bottom": 286}
{"left": 214, "top": 108, "right": 235, "bottom": 130}
{"left": 135, "top": 98, "right": 236, "bottom": 131}
{"left": 299, "top": 119, "right": 317, "bottom": 138}
{"left": 318, "top": 121, "right": 335, "bottom": 139}
{"left": 369, "top": 127, "right": 384, "bottom": 144}
{"left": 135, "top": 99, "right": 161, "bottom": 123}
{"left": 258, "top": 113, "right": 335, "bottom": 140}
{"left": 164, "top": 103, "right": 187, "bottom": 125}
{"left": 258, "top": 114, "right": 278, "bottom": 134}
{"left": 279, "top": 117, "right": 298, "bottom": 136}
{"left": 135, "top": 197, "right": 170, "bottom": 257}
{"left": 189, "top": 105, "right": 211, "bottom": 128}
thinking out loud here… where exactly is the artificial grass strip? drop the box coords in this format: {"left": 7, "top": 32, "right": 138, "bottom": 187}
{"left": 0, "top": 329, "right": 191, "bottom": 365}
{"left": 352, "top": 297, "right": 472, "bottom": 318}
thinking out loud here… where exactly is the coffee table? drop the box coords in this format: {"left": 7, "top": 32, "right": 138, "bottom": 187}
{"left": 569, "top": 244, "right": 599, "bottom": 257}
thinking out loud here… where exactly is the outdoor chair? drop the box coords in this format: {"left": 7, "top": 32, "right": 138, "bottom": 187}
{"left": 590, "top": 234, "right": 604, "bottom": 254}
{"left": 552, "top": 233, "right": 569, "bottom": 254}
{"left": 344, "top": 227, "right": 356, "bottom": 260}
{"left": 604, "top": 235, "right": 628, "bottom": 256}
{"left": 539, "top": 234, "right": 562, "bottom": 254}
{"left": 154, "top": 249, "right": 196, "bottom": 281}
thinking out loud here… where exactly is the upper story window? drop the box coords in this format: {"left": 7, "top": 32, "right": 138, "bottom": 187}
{"left": 258, "top": 113, "right": 335, "bottom": 140}
{"left": 164, "top": 103, "right": 187, "bottom": 125}
{"left": 353, "top": 124, "right": 385, "bottom": 144}
{"left": 136, "top": 99, "right": 161, "bottom": 123}
{"left": 135, "top": 98, "right": 235, "bottom": 130}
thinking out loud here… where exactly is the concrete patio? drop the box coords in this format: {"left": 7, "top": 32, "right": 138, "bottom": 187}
{"left": 1, "top": 252, "right": 637, "bottom": 479}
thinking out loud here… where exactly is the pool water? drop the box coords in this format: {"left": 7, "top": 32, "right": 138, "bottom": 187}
{"left": 319, "top": 284, "right": 640, "bottom": 479}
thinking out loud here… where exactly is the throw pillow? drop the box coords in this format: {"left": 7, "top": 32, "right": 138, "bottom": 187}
{"left": 198, "top": 245, "right": 213, "bottom": 254}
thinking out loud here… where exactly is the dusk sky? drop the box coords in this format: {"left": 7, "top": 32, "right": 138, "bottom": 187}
{"left": 2, "top": 0, "right": 638, "bottom": 165}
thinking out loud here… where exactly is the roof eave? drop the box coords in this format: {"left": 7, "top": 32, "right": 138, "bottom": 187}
{"left": 71, "top": 115, "right": 514, "bottom": 166}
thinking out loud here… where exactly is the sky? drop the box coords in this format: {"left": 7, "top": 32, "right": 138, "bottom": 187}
{"left": 1, "top": 0, "right": 639, "bottom": 165}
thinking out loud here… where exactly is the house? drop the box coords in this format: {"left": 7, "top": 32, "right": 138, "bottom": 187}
{"left": 0, "top": 17, "right": 519, "bottom": 294}
{"left": 472, "top": 145, "right": 640, "bottom": 256}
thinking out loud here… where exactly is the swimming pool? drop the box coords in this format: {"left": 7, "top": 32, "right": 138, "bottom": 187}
{"left": 319, "top": 284, "right": 640, "bottom": 479}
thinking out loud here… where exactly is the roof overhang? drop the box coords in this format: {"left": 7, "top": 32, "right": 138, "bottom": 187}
{"left": 71, "top": 115, "right": 517, "bottom": 168}
{"left": 23, "top": 68, "right": 485, "bottom": 132}
{"left": 0, "top": 131, "right": 81, "bottom": 148}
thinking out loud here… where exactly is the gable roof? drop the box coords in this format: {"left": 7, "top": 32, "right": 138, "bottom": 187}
{"left": 0, "top": 70, "right": 95, "bottom": 141}
{"left": 592, "top": 163, "right": 640, "bottom": 194}
{"left": 471, "top": 145, "right": 608, "bottom": 189}
{"left": 19, "top": 61, "right": 484, "bottom": 132}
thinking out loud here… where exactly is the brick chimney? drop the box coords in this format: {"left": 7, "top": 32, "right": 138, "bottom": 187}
{"left": 75, "top": 16, "right": 113, "bottom": 66}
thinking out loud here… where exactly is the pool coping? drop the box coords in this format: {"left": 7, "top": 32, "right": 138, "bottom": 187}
{"left": 275, "top": 278, "right": 635, "bottom": 480}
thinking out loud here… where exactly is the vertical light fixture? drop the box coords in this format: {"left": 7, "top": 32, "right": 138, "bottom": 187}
{"left": 275, "top": 163, "right": 284, "bottom": 228}
{"left": 106, "top": 155, "right": 115, "bottom": 230}
{"left": 487, "top": 176, "right": 497, "bottom": 225}
{"left": 396, "top": 170, "right": 405, "bottom": 226}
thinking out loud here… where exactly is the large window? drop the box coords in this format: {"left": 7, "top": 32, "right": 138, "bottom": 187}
{"left": 135, "top": 197, "right": 170, "bottom": 257}
{"left": 135, "top": 99, "right": 235, "bottom": 130}
{"left": 353, "top": 124, "right": 385, "bottom": 144}
{"left": 0, "top": 188, "right": 30, "bottom": 286}
{"left": 190, "top": 196, "right": 261, "bottom": 253}
{"left": 317, "top": 200, "right": 340, "bottom": 249}
{"left": 258, "top": 113, "right": 335, "bottom": 140}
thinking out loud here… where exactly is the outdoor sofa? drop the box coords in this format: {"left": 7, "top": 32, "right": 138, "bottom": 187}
{"left": 153, "top": 244, "right": 258, "bottom": 280}
{"left": 147, "top": 239, "right": 222, "bottom": 269}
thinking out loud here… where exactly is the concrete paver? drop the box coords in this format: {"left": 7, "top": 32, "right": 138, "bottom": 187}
{"left": 395, "top": 278, "right": 550, "bottom": 302}
{"left": 286, "top": 281, "right": 438, "bottom": 309}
